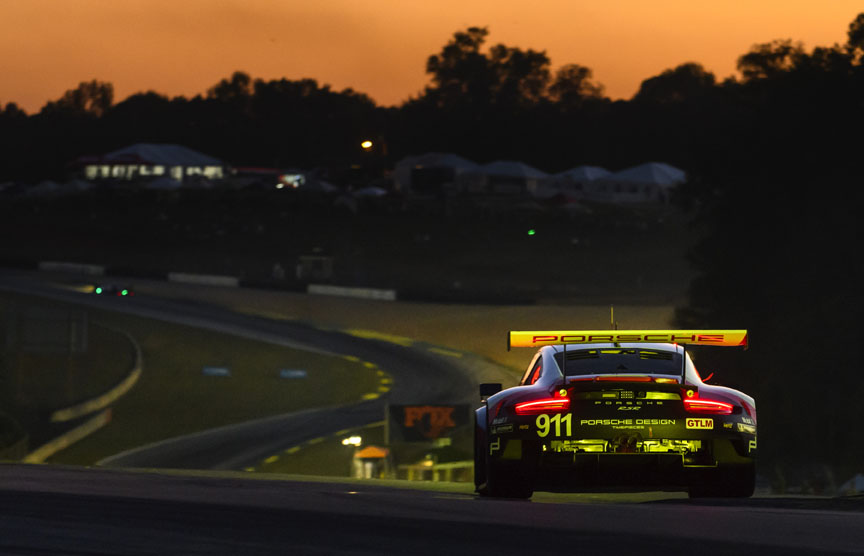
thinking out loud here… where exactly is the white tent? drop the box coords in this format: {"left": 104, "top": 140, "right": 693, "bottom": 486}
{"left": 588, "top": 162, "right": 687, "bottom": 203}
{"left": 474, "top": 160, "right": 548, "bottom": 195}
{"left": 393, "top": 152, "right": 479, "bottom": 193}
{"left": 607, "top": 162, "right": 686, "bottom": 186}
{"left": 104, "top": 143, "right": 223, "bottom": 167}
{"left": 482, "top": 160, "right": 548, "bottom": 179}
{"left": 555, "top": 165, "right": 612, "bottom": 182}
{"left": 84, "top": 143, "right": 225, "bottom": 183}
{"left": 547, "top": 165, "right": 612, "bottom": 199}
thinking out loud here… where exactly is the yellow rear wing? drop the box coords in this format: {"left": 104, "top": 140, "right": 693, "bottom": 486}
{"left": 508, "top": 330, "right": 748, "bottom": 350}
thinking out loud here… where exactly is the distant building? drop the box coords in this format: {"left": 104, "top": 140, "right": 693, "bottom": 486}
{"left": 80, "top": 143, "right": 225, "bottom": 183}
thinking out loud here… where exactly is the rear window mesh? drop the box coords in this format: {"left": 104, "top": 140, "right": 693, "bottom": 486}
{"left": 557, "top": 348, "right": 681, "bottom": 375}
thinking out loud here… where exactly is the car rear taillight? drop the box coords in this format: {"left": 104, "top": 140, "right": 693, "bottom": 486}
{"left": 514, "top": 397, "right": 570, "bottom": 415}
{"left": 683, "top": 398, "right": 734, "bottom": 415}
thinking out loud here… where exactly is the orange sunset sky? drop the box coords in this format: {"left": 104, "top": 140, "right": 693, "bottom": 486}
{"left": 1, "top": 0, "right": 861, "bottom": 113}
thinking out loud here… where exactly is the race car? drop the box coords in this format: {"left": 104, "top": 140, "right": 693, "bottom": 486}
{"left": 91, "top": 283, "right": 135, "bottom": 297}
{"left": 474, "top": 330, "right": 756, "bottom": 499}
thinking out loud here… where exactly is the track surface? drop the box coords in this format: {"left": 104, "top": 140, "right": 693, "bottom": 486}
{"left": 2, "top": 465, "right": 863, "bottom": 555}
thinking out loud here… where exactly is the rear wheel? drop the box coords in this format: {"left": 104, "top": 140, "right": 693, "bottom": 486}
{"left": 474, "top": 412, "right": 533, "bottom": 499}
{"left": 484, "top": 460, "right": 534, "bottom": 499}
{"left": 473, "top": 418, "right": 487, "bottom": 492}
{"left": 689, "top": 463, "right": 755, "bottom": 498}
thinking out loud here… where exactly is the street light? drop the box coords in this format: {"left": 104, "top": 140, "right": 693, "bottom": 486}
{"left": 342, "top": 435, "right": 362, "bottom": 446}
{"left": 360, "top": 140, "right": 374, "bottom": 151}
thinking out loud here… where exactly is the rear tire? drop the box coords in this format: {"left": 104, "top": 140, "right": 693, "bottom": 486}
{"left": 689, "top": 463, "right": 755, "bottom": 498}
{"left": 473, "top": 418, "right": 487, "bottom": 492}
{"left": 484, "top": 460, "right": 534, "bottom": 499}
{"left": 475, "top": 425, "right": 533, "bottom": 498}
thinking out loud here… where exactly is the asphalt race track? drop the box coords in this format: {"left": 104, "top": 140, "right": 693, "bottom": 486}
{"left": 1, "top": 271, "right": 863, "bottom": 555}
{"left": 1, "top": 465, "right": 863, "bottom": 555}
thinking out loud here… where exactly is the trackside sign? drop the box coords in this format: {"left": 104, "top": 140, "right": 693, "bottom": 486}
{"left": 508, "top": 330, "right": 748, "bottom": 350}
{"left": 387, "top": 404, "right": 470, "bottom": 442}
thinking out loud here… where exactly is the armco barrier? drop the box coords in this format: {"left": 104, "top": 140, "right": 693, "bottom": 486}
{"left": 49, "top": 326, "right": 143, "bottom": 423}
{"left": 308, "top": 284, "right": 397, "bottom": 301}
{"left": 38, "top": 261, "right": 105, "bottom": 276}
{"left": 167, "top": 272, "right": 240, "bottom": 288}
{"left": 23, "top": 410, "right": 111, "bottom": 463}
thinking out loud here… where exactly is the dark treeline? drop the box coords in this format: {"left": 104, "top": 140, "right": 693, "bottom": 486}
{"left": 2, "top": 14, "right": 863, "bottom": 477}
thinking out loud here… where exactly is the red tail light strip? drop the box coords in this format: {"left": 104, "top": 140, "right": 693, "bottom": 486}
{"left": 683, "top": 398, "right": 734, "bottom": 415}
{"left": 514, "top": 397, "right": 571, "bottom": 415}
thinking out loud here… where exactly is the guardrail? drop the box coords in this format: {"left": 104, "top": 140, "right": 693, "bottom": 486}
{"left": 32, "top": 260, "right": 408, "bottom": 300}
{"left": 23, "top": 410, "right": 112, "bottom": 463}
{"left": 308, "top": 284, "right": 397, "bottom": 301}
{"left": 22, "top": 324, "right": 142, "bottom": 462}
{"left": 49, "top": 325, "right": 143, "bottom": 423}
{"left": 167, "top": 272, "right": 240, "bottom": 288}
{"left": 397, "top": 460, "right": 473, "bottom": 482}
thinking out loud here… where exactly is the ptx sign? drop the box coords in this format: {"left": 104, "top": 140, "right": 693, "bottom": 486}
{"left": 387, "top": 404, "right": 470, "bottom": 442}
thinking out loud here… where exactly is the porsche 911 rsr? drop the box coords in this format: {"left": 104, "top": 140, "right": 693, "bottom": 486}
{"left": 474, "top": 330, "right": 756, "bottom": 499}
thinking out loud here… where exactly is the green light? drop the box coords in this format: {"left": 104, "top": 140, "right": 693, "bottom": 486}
{"left": 121, "top": 289, "right": 128, "bottom": 296}
{"left": 95, "top": 287, "right": 102, "bottom": 294}
{"left": 527, "top": 229, "right": 536, "bottom": 236}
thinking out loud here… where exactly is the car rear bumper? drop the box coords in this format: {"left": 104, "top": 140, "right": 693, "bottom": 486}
{"left": 489, "top": 435, "right": 755, "bottom": 489}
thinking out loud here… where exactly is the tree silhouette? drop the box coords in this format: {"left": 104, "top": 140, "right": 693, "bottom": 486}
{"left": 632, "top": 62, "right": 716, "bottom": 103}
{"left": 207, "top": 71, "right": 254, "bottom": 102}
{"left": 425, "top": 27, "right": 496, "bottom": 110}
{"left": 1, "top": 102, "right": 27, "bottom": 119}
{"left": 423, "top": 27, "right": 553, "bottom": 111}
{"left": 40, "top": 79, "right": 114, "bottom": 117}
{"left": 487, "top": 43, "right": 551, "bottom": 106}
{"left": 548, "top": 64, "right": 605, "bottom": 109}
{"left": 737, "top": 39, "right": 806, "bottom": 81}
{"left": 847, "top": 12, "right": 864, "bottom": 52}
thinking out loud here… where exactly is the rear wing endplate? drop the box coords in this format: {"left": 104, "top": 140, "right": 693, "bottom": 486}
{"left": 508, "top": 330, "right": 748, "bottom": 350}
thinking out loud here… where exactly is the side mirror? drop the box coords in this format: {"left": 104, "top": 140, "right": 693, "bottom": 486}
{"left": 479, "top": 383, "right": 502, "bottom": 401}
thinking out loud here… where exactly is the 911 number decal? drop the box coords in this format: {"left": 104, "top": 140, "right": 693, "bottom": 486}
{"left": 536, "top": 413, "right": 572, "bottom": 437}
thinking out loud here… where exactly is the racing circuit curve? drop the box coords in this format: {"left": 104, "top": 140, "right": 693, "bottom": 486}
{"left": 0, "top": 270, "right": 510, "bottom": 470}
